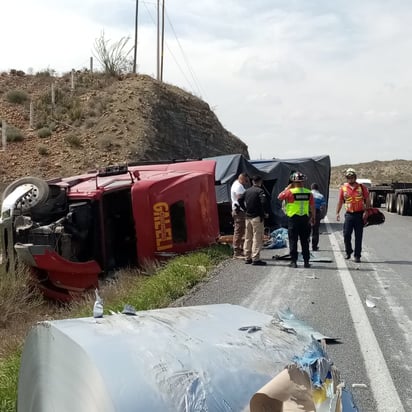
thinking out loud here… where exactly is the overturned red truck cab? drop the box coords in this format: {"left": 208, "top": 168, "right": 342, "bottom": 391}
{"left": 0, "top": 160, "right": 219, "bottom": 301}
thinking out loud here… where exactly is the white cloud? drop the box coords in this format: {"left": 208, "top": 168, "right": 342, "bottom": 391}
{"left": 1, "top": 0, "right": 412, "bottom": 165}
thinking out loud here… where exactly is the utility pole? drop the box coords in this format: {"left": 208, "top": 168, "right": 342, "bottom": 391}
{"left": 156, "top": 0, "right": 160, "bottom": 80}
{"left": 133, "top": 0, "right": 139, "bottom": 73}
{"left": 160, "top": 0, "right": 165, "bottom": 81}
{"left": 1, "top": 120, "right": 6, "bottom": 151}
{"left": 156, "top": 0, "right": 165, "bottom": 81}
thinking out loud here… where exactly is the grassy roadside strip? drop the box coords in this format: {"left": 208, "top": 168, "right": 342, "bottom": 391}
{"left": 0, "top": 244, "right": 231, "bottom": 412}
{"left": 0, "top": 354, "right": 20, "bottom": 412}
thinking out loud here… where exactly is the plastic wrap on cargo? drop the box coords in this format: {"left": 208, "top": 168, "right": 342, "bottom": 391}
{"left": 18, "top": 304, "right": 313, "bottom": 412}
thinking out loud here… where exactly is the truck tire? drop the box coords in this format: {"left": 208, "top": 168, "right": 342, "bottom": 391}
{"left": 386, "top": 193, "right": 391, "bottom": 211}
{"left": 389, "top": 193, "right": 397, "bottom": 213}
{"left": 403, "top": 194, "right": 410, "bottom": 215}
{"left": 406, "top": 194, "right": 412, "bottom": 216}
{"left": 1, "top": 177, "right": 50, "bottom": 213}
{"left": 370, "top": 191, "right": 379, "bottom": 207}
{"left": 398, "top": 195, "right": 403, "bottom": 215}
{"left": 396, "top": 195, "right": 401, "bottom": 214}
{"left": 387, "top": 193, "right": 392, "bottom": 212}
{"left": 408, "top": 195, "right": 412, "bottom": 215}
{"left": 399, "top": 194, "right": 409, "bottom": 216}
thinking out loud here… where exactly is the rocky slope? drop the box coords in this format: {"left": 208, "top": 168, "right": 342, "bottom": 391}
{"left": 0, "top": 71, "right": 248, "bottom": 191}
{"left": 1, "top": 70, "right": 411, "bottom": 192}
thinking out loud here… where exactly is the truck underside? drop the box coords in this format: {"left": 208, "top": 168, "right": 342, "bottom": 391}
{"left": 369, "top": 183, "right": 412, "bottom": 216}
{"left": 0, "top": 161, "right": 220, "bottom": 301}
{"left": 1, "top": 155, "right": 332, "bottom": 301}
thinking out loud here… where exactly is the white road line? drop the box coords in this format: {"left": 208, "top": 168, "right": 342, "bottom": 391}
{"left": 325, "top": 217, "right": 405, "bottom": 412}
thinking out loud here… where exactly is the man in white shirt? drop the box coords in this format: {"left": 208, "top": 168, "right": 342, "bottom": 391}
{"left": 230, "top": 173, "right": 249, "bottom": 258}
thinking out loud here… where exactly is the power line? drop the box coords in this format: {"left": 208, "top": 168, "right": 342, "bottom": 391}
{"left": 141, "top": 1, "right": 205, "bottom": 98}
{"left": 164, "top": 9, "right": 207, "bottom": 100}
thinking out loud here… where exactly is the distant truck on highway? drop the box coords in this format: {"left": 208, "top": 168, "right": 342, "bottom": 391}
{"left": 368, "top": 181, "right": 412, "bottom": 215}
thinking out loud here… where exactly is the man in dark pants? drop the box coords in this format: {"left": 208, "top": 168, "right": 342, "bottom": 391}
{"left": 238, "top": 175, "right": 270, "bottom": 266}
{"left": 278, "top": 171, "right": 315, "bottom": 268}
{"left": 310, "top": 183, "right": 326, "bottom": 251}
{"left": 336, "top": 168, "right": 370, "bottom": 263}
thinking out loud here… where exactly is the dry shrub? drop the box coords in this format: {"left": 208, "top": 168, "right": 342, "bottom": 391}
{"left": 64, "top": 133, "right": 82, "bottom": 148}
{"left": 5, "top": 127, "right": 24, "bottom": 142}
{"left": 6, "top": 90, "right": 28, "bottom": 104}
{"left": 0, "top": 265, "right": 44, "bottom": 328}
{"left": 37, "top": 127, "right": 52, "bottom": 138}
{"left": 84, "top": 118, "right": 96, "bottom": 128}
{"left": 97, "top": 135, "right": 113, "bottom": 150}
{"left": 0, "top": 264, "right": 44, "bottom": 358}
{"left": 37, "top": 145, "right": 49, "bottom": 156}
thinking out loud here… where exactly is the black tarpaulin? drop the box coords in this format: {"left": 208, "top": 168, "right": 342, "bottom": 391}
{"left": 206, "top": 154, "right": 331, "bottom": 228}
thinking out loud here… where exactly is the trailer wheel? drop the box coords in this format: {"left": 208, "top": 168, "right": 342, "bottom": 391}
{"left": 403, "top": 194, "right": 410, "bottom": 215}
{"left": 370, "top": 192, "right": 379, "bottom": 207}
{"left": 398, "top": 195, "right": 403, "bottom": 215}
{"left": 399, "top": 194, "right": 409, "bottom": 216}
{"left": 387, "top": 193, "right": 392, "bottom": 212}
{"left": 407, "top": 195, "right": 412, "bottom": 215}
{"left": 389, "top": 193, "right": 397, "bottom": 213}
{"left": 386, "top": 194, "right": 391, "bottom": 211}
{"left": 1, "top": 177, "right": 50, "bottom": 213}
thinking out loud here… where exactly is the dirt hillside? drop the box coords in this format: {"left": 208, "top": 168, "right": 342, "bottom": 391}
{"left": 330, "top": 159, "right": 412, "bottom": 188}
{"left": 0, "top": 70, "right": 248, "bottom": 191}
{"left": 1, "top": 70, "right": 411, "bottom": 192}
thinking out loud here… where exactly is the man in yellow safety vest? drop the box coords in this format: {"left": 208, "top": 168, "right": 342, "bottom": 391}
{"left": 278, "top": 171, "right": 315, "bottom": 268}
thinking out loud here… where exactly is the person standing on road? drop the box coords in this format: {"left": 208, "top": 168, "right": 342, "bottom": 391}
{"left": 278, "top": 171, "right": 315, "bottom": 268}
{"left": 310, "top": 183, "right": 326, "bottom": 251}
{"left": 336, "top": 168, "right": 371, "bottom": 263}
{"left": 230, "top": 173, "right": 249, "bottom": 259}
{"left": 238, "top": 175, "right": 270, "bottom": 266}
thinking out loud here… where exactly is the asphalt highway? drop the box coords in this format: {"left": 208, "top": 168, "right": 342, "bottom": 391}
{"left": 174, "top": 190, "right": 412, "bottom": 412}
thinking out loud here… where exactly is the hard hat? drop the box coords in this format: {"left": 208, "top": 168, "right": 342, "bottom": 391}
{"left": 344, "top": 168, "right": 357, "bottom": 177}
{"left": 290, "top": 171, "right": 306, "bottom": 182}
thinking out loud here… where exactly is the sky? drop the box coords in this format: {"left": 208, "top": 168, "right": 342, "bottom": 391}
{"left": 1, "top": 0, "right": 412, "bottom": 166}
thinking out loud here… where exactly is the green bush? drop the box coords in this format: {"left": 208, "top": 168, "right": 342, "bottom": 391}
{"left": 6, "top": 90, "right": 28, "bottom": 104}
{"left": 37, "top": 145, "right": 49, "bottom": 156}
{"left": 37, "top": 127, "right": 52, "bottom": 138}
{"left": 6, "top": 127, "right": 24, "bottom": 142}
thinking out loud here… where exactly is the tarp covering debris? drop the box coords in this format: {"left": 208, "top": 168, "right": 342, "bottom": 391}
{"left": 206, "top": 154, "right": 331, "bottom": 227}
{"left": 263, "top": 227, "right": 288, "bottom": 249}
